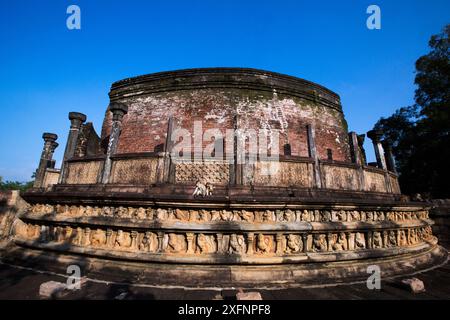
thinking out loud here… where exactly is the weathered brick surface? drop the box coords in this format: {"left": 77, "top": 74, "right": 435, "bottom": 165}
{"left": 101, "top": 69, "right": 350, "bottom": 162}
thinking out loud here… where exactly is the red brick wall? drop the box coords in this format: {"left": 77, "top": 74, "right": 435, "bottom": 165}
{"left": 102, "top": 89, "right": 351, "bottom": 162}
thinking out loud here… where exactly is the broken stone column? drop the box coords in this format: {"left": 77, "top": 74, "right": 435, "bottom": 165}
{"left": 349, "top": 132, "right": 366, "bottom": 190}
{"left": 349, "top": 132, "right": 363, "bottom": 165}
{"left": 161, "top": 117, "right": 175, "bottom": 183}
{"left": 59, "top": 112, "right": 87, "bottom": 183}
{"left": 357, "top": 134, "right": 367, "bottom": 166}
{"left": 34, "top": 133, "right": 59, "bottom": 188}
{"left": 233, "top": 114, "right": 242, "bottom": 185}
{"left": 186, "top": 233, "right": 195, "bottom": 254}
{"left": 367, "top": 130, "right": 387, "bottom": 170}
{"left": 382, "top": 139, "right": 397, "bottom": 174}
{"left": 307, "top": 124, "right": 322, "bottom": 188}
{"left": 101, "top": 103, "right": 128, "bottom": 184}
{"left": 276, "top": 233, "right": 284, "bottom": 255}
{"left": 302, "top": 234, "right": 308, "bottom": 253}
{"left": 246, "top": 233, "right": 254, "bottom": 255}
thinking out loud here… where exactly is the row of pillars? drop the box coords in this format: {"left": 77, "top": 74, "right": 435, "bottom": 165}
{"left": 33, "top": 133, "right": 59, "bottom": 188}
{"left": 367, "top": 130, "right": 397, "bottom": 174}
{"left": 305, "top": 126, "right": 397, "bottom": 189}
{"left": 34, "top": 103, "right": 129, "bottom": 188}
{"left": 34, "top": 103, "right": 397, "bottom": 189}
{"left": 347, "top": 130, "right": 396, "bottom": 173}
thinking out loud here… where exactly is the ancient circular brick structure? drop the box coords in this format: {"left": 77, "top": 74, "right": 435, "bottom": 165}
{"left": 7, "top": 68, "right": 446, "bottom": 287}
{"left": 103, "top": 68, "right": 349, "bottom": 161}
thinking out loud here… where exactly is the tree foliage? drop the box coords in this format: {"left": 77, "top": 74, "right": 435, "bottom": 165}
{"left": 373, "top": 25, "right": 450, "bottom": 198}
{"left": 0, "top": 176, "right": 34, "bottom": 192}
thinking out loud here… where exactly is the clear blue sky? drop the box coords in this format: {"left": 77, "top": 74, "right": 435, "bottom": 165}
{"left": 0, "top": 0, "right": 449, "bottom": 181}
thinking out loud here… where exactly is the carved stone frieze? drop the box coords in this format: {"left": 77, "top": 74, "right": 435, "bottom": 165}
{"left": 14, "top": 220, "right": 437, "bottom": 260}
{"left": 28, "top": 204, "right": 430, "bottom": 224}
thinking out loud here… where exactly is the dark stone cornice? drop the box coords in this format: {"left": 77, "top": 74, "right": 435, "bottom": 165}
{"left": 109, "top": 68, "right": 342, "bottom": 112}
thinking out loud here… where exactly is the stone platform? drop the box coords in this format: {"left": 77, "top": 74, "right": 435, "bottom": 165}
{"left": 2, "top": 68, "right": 446, "bottom": 290}
{"left": 3, "top": 230, "right": 447, "bottom": 288}
{"left": 0, "top": 250, "right": 449, "bottom": 300}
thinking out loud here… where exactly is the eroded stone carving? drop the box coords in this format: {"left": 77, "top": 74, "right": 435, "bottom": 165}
{"left": 256, "top": 233, "right": 272, "bottom": 254}
{"left": 72, "top": 227, "right": 83, "bottom": 245}
{"left": 114, "top": 230, "right": 131, "bottom": 249}
{"left": 285, "top": 234, "right": 302, "bottom": 253}
{"left": 385, "top": 230, "right": 397, "bottom": 247}
{"left": 91, "top": 229, "right": 106, "bottom": 247}
{"left": 174, "top": 208, "right": 190, "bottom": 221}
{"left": 15, "top": 221, "right": 436, "bottom": 260}
{"left": 156, "top": 208, "right": 168, "bottom": 220}
{"left": 28, "top": 204, "right": 430, "bottom": 227}
{"left": 139, "top": 232, "right": 158, "bottom": 252}
{"left": 354, "top": 232, "right": 366, "bottom": 249}
{"left": 239, "top": 210, "right": 254, "bottom": 222}
{"left": 330, "top": 233, "right": 348, "bottom": 251}
{"left": 372, "top": 231, "right": 383, "bottom": 249}
{"left": 193, "top": 179, "right": 214, "bottom": 197}
{"left": 176, "top": 162, "right": 229, "bottom": 185}
{"left": 196, "top": 233, "right": 217, "bottom": 254}
{"left": 398, "top": 230, "right": 408, "bottom": 247}
{"left": 229, "top": 234, "right": 246, "bottom": 254}
{"left": 278, "top": 209, "right": 295, "bottom": 222}
{"left": 312, "top": 234, "right": 328, "bottom": 252}
{"left": 166, "top": 233, "right": 187, "bottom": 253}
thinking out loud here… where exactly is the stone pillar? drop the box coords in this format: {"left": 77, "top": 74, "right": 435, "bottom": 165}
{"left": 34, "top": 133, "right": 59, "bottom": 188}
{"left": 233, "top": 114, "right": 242, "bottom": 185}
{"left": 348, "top": 132, "right": 362, "bottom": 165}
{"left": 216, "top": 233, "right": 223, "bottom": 253}
{"left": 130, "top": 231, "right": 138, "bottom": 250}
{"left": 276, "top": 233, "right": 284, "bottom": 255}
{"left": 59, "top": 112, "right": 87, "bottom": 183}
{"left": 162, "top": 117, "right": 175, "bottom": 183}
{"left": 39, "top": 225, "right": 49, "bottom": 242}
{"left": 350, "top": 133, "right": 367, "bottom": 191}
{"left": 106, "top": 229, "right": 113, "bottom": 247}
{"left": 76, "top": 227, "right": 83, "bottom": 246}
{"left": 157, "top": 232, "right": 164, "bottom": 252}
{"left": 186, "top": 233, "right": 195, "bottom": 254}
{"left": 346, "top": 232, "right": 352, "bottom": 251}
{"left": 357, "top": 134, "right": 367, "bottom": 166}
{"left": 382, "top": 139, "right": 397, "bottom": 174}
{"left": 366, "top": 231, "right": 373, "bottom": 249}
{"left": 302, "top": 234, "right": 308, "bottom": 253}
{"left": 246, "top": 232, "right": 254, "bottom": 255}
{"left": 306, "top": 124, "right": 322, "bottom": 188}
{"left": 327, "top": 233, "right": 333, "bottom": 252}
{"left": 367, "top": 130, "right": 387, "bottom": 170}
{"left": 101, "top": 103, "right": 128, "bottom": 184}
{"left": 83, "top": 228, "right": 91, "bottom": 246}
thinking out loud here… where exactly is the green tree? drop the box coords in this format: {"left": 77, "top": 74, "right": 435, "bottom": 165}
{"left": 373, "top": 25, "right": 450, "bottom": 198}
{"left": 0, "top": 180, "right": 34, "bottom": 192}
{"left": 0, "top": 174, "right": 34, "bottom": 192}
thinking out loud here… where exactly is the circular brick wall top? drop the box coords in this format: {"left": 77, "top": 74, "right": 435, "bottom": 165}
{"left": 109, "top": 68, "right": 342, "bottom": 112}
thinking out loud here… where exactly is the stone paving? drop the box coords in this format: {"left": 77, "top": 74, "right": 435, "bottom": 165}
{"left": 0, "top": 257, "right": 449, "bottom": 300}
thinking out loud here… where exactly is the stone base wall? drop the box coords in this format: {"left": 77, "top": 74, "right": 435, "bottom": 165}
{"left": 61, "top": 156, "right": 400, "bottom": 195}
{"left": 42, "top": 169, "right": 60, "bottom": 188}
{"left": 66, "top": 160, "right": 103, "bottom": 184}
{"left": 430, "top": 199, "right": 450, "bottom": 248}
{"left": 3, "top": 243, "right": 446, "bottom": 288}
{"left": 0, "top": 191, "right": 28, "bottom": 244}
{"left": 110, "top": 158, "right": 159, "bottom": 185}
{"left": 13, "top": 202, "right": 437, "bottom": 265}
